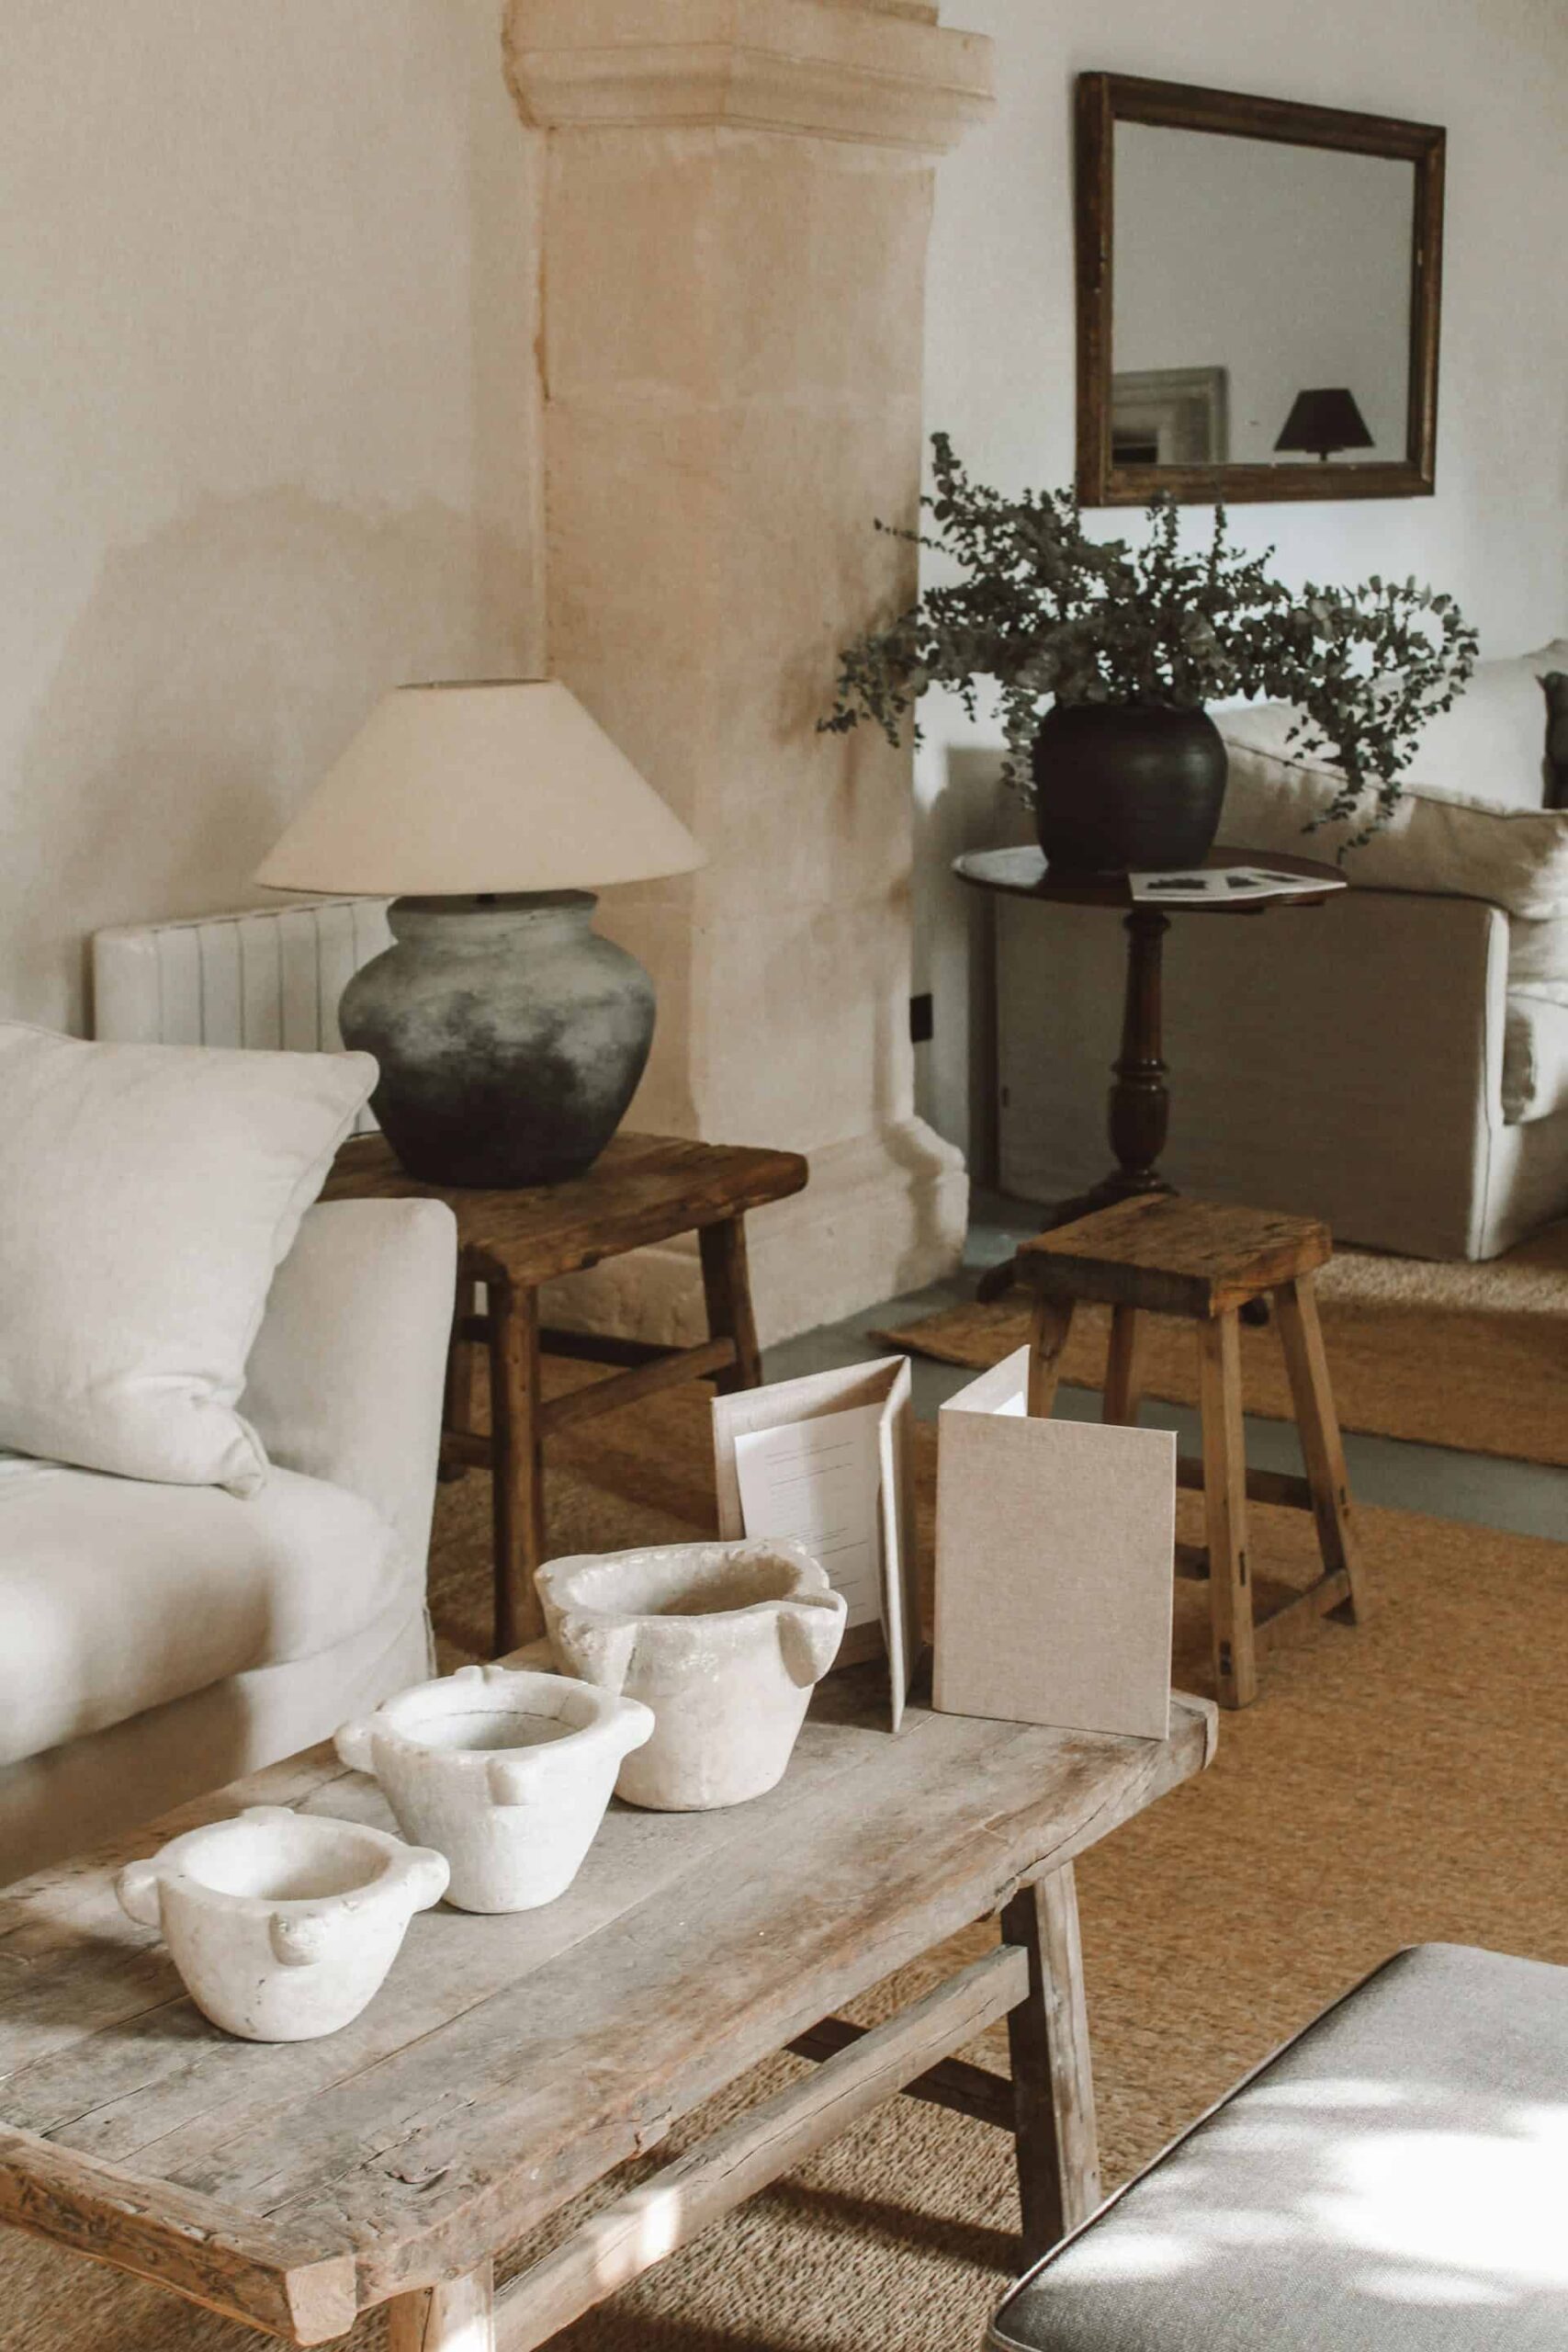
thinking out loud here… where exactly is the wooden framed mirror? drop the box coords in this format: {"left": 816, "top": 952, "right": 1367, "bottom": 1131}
{"left": 1076, "top": 74, "right": 1445, "bottom": 505}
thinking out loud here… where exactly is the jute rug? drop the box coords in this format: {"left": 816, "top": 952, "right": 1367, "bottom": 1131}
{"left": 6, "top": 1374, "right": 1568, "bottom": 2350}
{"left": 876, "top": 1218, "right": 1568, "bottom": 1468}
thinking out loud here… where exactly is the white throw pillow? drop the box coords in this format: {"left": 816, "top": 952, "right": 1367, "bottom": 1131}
{"left": 0, "top": 1025, "right": 376, "bottom": 1495}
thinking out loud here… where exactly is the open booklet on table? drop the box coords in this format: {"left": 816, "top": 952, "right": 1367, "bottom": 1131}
{"left": 1130, "top": 864, "right": 1347, "bottom": 906}
{"left": 712, "top": 1357, "right": 918, "bottom": 1730}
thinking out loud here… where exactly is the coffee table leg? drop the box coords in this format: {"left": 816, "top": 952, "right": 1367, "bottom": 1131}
{"left": 1002, "top": 1862, "right": 1101, "bottom": 2266}
{"left": 388, "top": 2260, "right": 495, "bottom": 2350}
{"left": 488, "top": 1279, "right": 546, "bottom": 1657}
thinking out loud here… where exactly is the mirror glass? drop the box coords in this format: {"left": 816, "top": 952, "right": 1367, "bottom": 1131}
{"left": 1111, "top": 121, "right": 1416, "bottom": 470}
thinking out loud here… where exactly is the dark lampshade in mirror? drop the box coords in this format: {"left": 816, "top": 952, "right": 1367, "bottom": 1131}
{"left": 1274, "top": 387, "right": 1375, "bottom": 462}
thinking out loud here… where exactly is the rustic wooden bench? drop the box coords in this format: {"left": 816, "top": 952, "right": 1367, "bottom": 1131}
{"left": 0, "top": 1662, "right": 1214, "bottom": 2348}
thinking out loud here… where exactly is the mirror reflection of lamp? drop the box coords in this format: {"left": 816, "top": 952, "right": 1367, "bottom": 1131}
{"left": 1274, "top": 388, "right": 1374, "bottom": 462}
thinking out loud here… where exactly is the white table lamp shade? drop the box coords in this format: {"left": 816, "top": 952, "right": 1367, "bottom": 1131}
{"left": 254, "top": 682, "right": 704, "bottom": 898}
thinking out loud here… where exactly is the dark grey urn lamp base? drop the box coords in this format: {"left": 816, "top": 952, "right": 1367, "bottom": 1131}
{"left": 339, "top": 892, "right": 655, "bottom": 1189}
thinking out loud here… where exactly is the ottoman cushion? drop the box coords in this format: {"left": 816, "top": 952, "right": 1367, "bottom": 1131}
{"left": 990, "top": 1944, "right": 1568, "bottom": 2350}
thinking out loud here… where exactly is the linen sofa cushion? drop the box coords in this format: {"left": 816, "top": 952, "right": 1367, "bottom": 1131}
{"left": 0, "top": 1453, "right": 404, "bottom": 1766}
{"left": 1507, "top": 912, "right": 1568, "bottom": 992}
{"left": 1218, "top": 648, "right": 1568, "bottom": 920}
{"left": 0, "top": 1025, "right": 376, "bottom": 1495}
{"left": 990, "top": 1943, "right": 1568, "bottom": 2352}
{"left": 1504, "top": 990, "right": 1568, "bottom": 1124}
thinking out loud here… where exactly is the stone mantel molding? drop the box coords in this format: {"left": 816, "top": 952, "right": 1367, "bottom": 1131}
{"left": 505, "top": 0, "right": 994, "bottom": 152}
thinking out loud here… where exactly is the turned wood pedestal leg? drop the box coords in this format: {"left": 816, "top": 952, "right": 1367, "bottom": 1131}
{"left": 978, "top": 909, "right": 1175, "bottom": 1305}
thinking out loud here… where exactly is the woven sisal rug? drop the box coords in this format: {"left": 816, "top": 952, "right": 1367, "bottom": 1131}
{"left": 6, "top": 1376, "right": 1566, "bottom": 2348}
{"left": 876, "top": 1218, "right": 1568, "bottom": 1468}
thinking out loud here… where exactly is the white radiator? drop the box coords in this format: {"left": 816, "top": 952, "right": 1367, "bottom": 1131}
{"left": 93, "top": 898, "right": 393, "bottom": 1131}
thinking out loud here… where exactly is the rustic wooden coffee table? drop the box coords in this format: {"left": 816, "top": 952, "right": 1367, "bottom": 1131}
{"left": 0, "top": 1664, "right": 1214, "bottom": 2349}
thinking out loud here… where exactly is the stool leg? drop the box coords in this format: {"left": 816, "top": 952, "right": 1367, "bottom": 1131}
{"left": 699, "top": 1216, "right": 761, "bottom": 1395}
{"left": 439, "top": 1276, "right": 481, "bottom": 1484}
{"left": 1102, "top": 1306, "right": 1145, "bottom": 1426}
{"left": 1273, "top": 1275, "right": 1365, "bottom": 1625}
{"left": 1027, "top": 1297, "right": 1077, "bottom": 1416}
{"left": 488, "top": 1280, "right": 546, "bottom": 1657}
{"left": 1198, "top": 1311, "right": 1257, "bottom": 1708}
{"left": 1002, "top": 1864, "right": 1101, "bottom": 2265}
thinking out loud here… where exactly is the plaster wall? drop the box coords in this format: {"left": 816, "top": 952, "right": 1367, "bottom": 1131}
{"left": 2, "top": 0, "right": 543, "bottom": 1034}
{"left": 915, "top": 0, "right": 1568, "bottom": 1165}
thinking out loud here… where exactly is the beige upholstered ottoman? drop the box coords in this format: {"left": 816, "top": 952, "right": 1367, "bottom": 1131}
{"left": 991, "top": 1945, "right": 1568, "bottom": 2349}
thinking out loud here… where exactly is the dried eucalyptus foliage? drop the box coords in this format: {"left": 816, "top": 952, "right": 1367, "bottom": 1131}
{"left": 822, "top": 434, "right": 1479, "bottom": 844}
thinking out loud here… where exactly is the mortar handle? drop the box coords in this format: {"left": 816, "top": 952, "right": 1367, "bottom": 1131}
{"left": 116, "top": 1860, "right": 163, "bottom": 1931}
{"left": 557, "top": 1615, "right": 638, "bottom": 1698}
{"left": 777, "top": 1591, "right": 849, "bottom": 1687}
{"left": 333, "top": 1719, "right": 377, "bottom": 1775}
{"left": 613, "top": 1697, "right": 657, "bottom": 1757}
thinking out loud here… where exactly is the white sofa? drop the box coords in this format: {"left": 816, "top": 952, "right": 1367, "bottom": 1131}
{"left": 996, "top": 641, "right": 1568, "bottom": 1260}
{"left": 0, "top": 1197, "right": 456, "bottom": 1886}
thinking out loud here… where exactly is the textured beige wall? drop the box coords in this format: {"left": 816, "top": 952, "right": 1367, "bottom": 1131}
{"left": 2, "top": 1, "right": 544, "bottom": 1034}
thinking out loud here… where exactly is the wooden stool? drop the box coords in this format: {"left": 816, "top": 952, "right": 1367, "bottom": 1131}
{"left": 323, "top": 1130, "right": 808, "bottom": 1655}
{"left": 1016, "top": 1195, "right": 1366, "bottom": 1709}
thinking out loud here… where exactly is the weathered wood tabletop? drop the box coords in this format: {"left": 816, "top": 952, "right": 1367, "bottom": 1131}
{"left": 0, "top": 1667, "right": 1214, "bottom": 2348}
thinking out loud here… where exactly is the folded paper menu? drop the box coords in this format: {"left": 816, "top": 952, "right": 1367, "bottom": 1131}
{"left": 933, "top": 1348, "right": 1175, "bottom": 1740}
{"left": 713, "top": 1357, "right": 917, "bottom": 1729}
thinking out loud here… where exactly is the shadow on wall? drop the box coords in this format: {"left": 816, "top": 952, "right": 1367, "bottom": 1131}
{"left": 4, "top": 487, "right": 532, "bottom": 1035}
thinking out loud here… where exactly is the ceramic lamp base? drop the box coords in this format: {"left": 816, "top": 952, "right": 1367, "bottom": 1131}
{"left": 339, "top": 892, "right": 655, "bottom": 1189}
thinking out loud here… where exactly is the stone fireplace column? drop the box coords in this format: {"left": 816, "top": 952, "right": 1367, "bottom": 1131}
{"left": 504, "top": 0, "right": 994, "bottom": 1342}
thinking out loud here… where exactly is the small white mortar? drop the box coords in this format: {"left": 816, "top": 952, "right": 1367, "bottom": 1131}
{"left": 334, "top": 1663, "right": 654, "bottom": 1913}
{"left": 116, "top": 1805, "right": 448, "bottom": 2042}
{"left": 537, "top": 1539, "right": 846, "bottom": 1811}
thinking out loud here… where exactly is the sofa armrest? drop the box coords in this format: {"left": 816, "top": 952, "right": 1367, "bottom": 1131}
{"left": 243, "top": 1200, "right": 457, "bottom": 1574}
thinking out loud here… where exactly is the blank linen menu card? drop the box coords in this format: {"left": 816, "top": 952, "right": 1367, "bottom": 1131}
{"left": 713, "top": 1357, "right": 917, "bottom": 1729}
{"left": 933, "top": 1347, "right": 1176, "bottom": 1741}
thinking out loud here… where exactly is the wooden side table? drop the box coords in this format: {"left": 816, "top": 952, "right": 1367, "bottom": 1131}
{"left": 322, "top": 1132, "right": 808, "bottom": 1652}
{"left": 954, "top": 844, "right": 1344, "bottom": 1302}
{"left": 1018, "top": 1194, "right": 1367, "bottom": 1710}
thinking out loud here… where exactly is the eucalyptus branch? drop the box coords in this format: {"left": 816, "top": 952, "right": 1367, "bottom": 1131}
{"left": 822, "top": 435, "right": 1478, "bottom": 841}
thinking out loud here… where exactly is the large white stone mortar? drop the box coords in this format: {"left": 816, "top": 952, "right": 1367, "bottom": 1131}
{"left": 116, "top": 1805, "right": 448, "bottom": 2041}
{"left": 335, "top": 1662, "right": 654, "bottom": 1912}
{"left": 537, "top": 1539, "right": 846, "bottom": 1810}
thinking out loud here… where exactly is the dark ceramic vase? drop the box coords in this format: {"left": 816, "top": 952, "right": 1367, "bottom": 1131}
{"left": 1030, "top": 703, "right": 1228, "bottom": 875}
{"left": 339, "top": 892, "right": 655, "bottom": 1189}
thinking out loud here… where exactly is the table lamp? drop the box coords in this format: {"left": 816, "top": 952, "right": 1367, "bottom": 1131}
{"left": 254, "top": 681, "right": 704, "bottom": 1189}
{"left": 1273, "top": 388, "right": 1374, "bottom": 463}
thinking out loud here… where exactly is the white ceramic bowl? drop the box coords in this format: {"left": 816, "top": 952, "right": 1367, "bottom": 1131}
{"left": 334, "top": 1662, "right": 654, "bottom": 1913}
{"left": 537, "top": 1539, "right": 846, "bottom": 1811}
{"left": 116, "top": 1805, "right": 448, "bottom": 2042}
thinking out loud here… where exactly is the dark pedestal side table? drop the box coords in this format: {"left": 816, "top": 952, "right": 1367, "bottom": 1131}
{"left": 956, "top": 843, "right": 1343, "bottom": 1300}
{"left": 322, "top": 1131, "right": 808, "bottom": 1653}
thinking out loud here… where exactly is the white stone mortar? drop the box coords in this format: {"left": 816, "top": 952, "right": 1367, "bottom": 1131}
{"left": 334, "top": 1662, "right": 654, "bottom": 1913}
{"left": 537, "top": 1539, "right": 847, "bottom": 1811}
{"left": 116, "top": 1805, "right": 448, "bottom": 2042}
